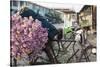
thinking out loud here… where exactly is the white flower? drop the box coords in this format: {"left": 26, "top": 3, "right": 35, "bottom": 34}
{"left": 75, "top": 34, "right": 81, "bottom": 42}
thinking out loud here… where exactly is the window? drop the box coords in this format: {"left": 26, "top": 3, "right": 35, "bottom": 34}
{"left": 12, "top": 1, "right": 18, "bottom": 6}
{"left": 20, "top": 1, "right": 24, "bottom": 7}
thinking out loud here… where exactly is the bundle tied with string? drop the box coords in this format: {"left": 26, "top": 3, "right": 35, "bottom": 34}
{"left": 10, "top": 12, "right": 48, "bottom": 63}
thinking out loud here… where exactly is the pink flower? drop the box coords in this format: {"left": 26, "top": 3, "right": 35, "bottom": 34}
{"left": 10, "top": 13, "right": 48, "bottom": 61}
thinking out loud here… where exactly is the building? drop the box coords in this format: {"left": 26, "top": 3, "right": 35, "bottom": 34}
{"left": 78, "top": 5, "right": 96, "bottom": 33}
{"left": 10, "top": 0, "right": 63, "bottom": 24}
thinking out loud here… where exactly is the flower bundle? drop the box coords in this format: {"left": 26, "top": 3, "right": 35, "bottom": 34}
{"left": 10, "top": 12, "right": 48, "bottom": 61}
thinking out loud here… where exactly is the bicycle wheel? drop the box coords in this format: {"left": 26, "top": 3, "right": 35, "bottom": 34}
{"left": 84, "top": 45, "right": 96, "bottom": 62}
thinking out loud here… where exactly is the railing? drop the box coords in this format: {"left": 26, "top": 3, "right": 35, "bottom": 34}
{"left": 34, "top": 29, "right": 96, "bottom": 64}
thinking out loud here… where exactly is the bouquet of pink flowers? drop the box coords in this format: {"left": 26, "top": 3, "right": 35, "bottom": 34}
{"left": 10, "top": 12, "right": 48, "bottom": 63}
